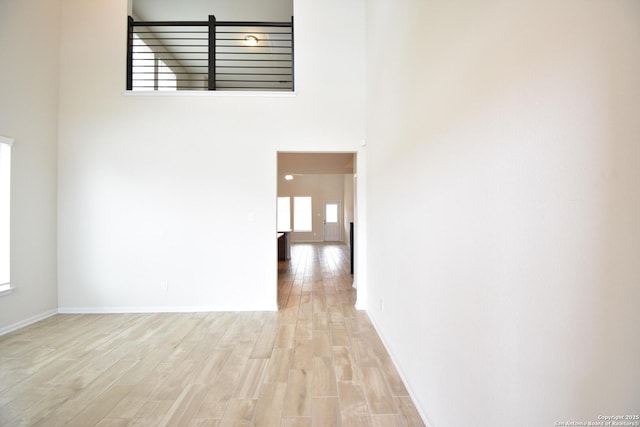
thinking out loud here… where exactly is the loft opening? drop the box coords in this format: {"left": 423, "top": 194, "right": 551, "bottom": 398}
{"left": 128, "top": 0, "right": 294, "bottom": 92}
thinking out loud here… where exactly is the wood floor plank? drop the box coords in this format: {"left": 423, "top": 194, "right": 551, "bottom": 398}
{"left": 352, "top": 336, "right": 379, "bottom": 367}
{"left": 371, "top": 414, "right": 405, "bottom": 426}
{"left": 104, "top": 393, "right": 147, "bottom": 420}
{"left": 338, "top": 381, "right": 370, "bottom": 419}
{"left": 65, "top": 384, "right": 131, "bottom": 427}
{"left": 312, "top": 330, "right": 332, "bottom": 357}
{"left": 396, "top": 395, "right": 426, "bottom": 426}
{"left": 283, "top": 368, "right": 312, "bottom": 417}
{"left": 218, "top": 398, "right": 256, "bottom": 427}
{"left": 151, "top": 359, "right": 204, "bottom": 401}
{"left": 95, "top": 418, "right": 130, "bottom": 427}
{"left": 282, "top": 417, "right": 313, "bottom": 427}
{"left": 209, "top": 350, "right": 249, "bottom": 401}
{"left": 312, "top": 312, "right": 329, "bottom": 331}
{"left": 295, "top": 319, "right": 313, "bottom": 340}
{"left": 2, "top": 381, "right": 87, "bottom": 426}
{"left": 280, "top": 295, "right": 301, "bottom": 323}
{"left": 0, "top": 394, "right": 44, "bottom": 425}
{"left": 333, "top": 346, "right": 355, "bottom": 382}
{"left": 291, "top": 339, "right": 313, "bottom": 370}
{"left": 312, "top": 397, "right": 342, "bottom": 427}
{"left": 250, "top": 315, "right": 278, "bottom": 359}
{"left": 234, "top": 358, "right": 269, "bottom": 399}
{"left": 330, "top": 324, "right": 351, "bottom": 347}
{"left": 192, "top": 349, "right": 232, "bottom": 384}
{"left": 253, "top": 382, "right": 287, "bottom": 425}
{"left": 31, "top": 359, "right": 141, "bottom": 426}
{"left": 158, "top": 383, "right": 208, "bottom": 427}
{"left": 128, "top": 399, "right": 174, "bottom": 426}
{"left": 312, "top": 356, "right": 337, "bottom": 397}
{"left": 299, "top": 294, "right": 313, "bottom": 321}
{"left": 358, "top": 366, "right": 398, "bottom": 415}
{"left": 379, "top": 354, "right": 410, "bottom": 397}
{"left": 190, "top": 387, "right": 232, "bottom": 420}
{"left": 264, "top": 348, "right": 292, "bottom": 383}
{"left": 187, "top": 418, "right": 220, "bottom": 426}
{"left": 275, "top": 323, "right": 297, "bottom": 349}
{"left": 186, "top": 335, "right": 222, "bottom": 362}
{"left": 343, "top": 415, "right": 374, "bottom": 427}
{"left": 312, "top": 293, "right": 327, "bottom": 314}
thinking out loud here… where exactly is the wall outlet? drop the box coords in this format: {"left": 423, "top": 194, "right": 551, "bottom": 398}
{"left": 161, "top": 281, "right": 169, "bottom": 292}
{"left": 379, "top": 299, "right": 384, "bottom": 312}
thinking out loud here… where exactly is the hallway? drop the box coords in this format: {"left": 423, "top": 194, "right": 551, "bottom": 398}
{"left": 278, "top": 242, "right": 356, "bottom": 309}
{"left": 276, "top": 243, "right": 424, "bottom": 426}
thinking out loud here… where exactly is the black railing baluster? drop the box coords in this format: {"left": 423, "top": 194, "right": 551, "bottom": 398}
{"left": 208, "top": 15, "right": 216, "bottom": 90}
{"left": 291, "top": 16, "right": 295, "bottom": 91}
{"left": 126, "top": 16, "right": 134, "bottom": 90}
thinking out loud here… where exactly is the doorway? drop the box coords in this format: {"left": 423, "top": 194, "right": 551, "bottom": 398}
{"left": 276, "top": 152, "right": 358, "bottom": 306}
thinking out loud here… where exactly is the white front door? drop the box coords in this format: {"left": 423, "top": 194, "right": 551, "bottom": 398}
{"left": 323, "top": 201, "right": 341, "bottom": 242}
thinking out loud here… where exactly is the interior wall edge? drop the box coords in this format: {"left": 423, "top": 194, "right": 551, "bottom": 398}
{"left": 56, "top": 305, "right": 278, "bottom": 314}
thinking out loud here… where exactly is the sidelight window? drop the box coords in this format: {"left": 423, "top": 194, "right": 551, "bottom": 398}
{"left": 277, "top": 197, "right": 291, "bottom": 231}
{"left": 0, "top": 137, "right": 12, "bottom": 294}
{"left": 293, "top": 196, "right": 312, "bottom": 232}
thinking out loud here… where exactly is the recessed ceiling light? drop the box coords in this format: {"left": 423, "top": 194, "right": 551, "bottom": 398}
{"left": 284, "top": 174, "right": 293, "bottom": 181}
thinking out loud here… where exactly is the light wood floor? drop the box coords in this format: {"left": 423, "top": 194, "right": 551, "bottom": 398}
{"left": 0, "top": 243, "right": 425, "bottom": 426}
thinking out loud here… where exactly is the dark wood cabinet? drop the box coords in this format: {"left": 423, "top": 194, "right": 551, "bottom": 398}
{"left": 277, "top": 231, "right": 290, "bottom": 261}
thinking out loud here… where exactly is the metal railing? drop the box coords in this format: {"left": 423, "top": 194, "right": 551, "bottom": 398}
{"left": 127, "top": 15, "right": 294, "bottom": 92}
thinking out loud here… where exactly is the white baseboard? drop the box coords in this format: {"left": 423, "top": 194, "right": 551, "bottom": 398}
{"left": 366, "top": 311, "right": 434, "bottom": 427}
{"left": 1, "top": 305, "right": 278, "bottom": 335}
{"left": 0, "top": 309, "right": 58, "bottom": 336}
{"left": 58, "top": 304, "right": 278, "bottom": 314}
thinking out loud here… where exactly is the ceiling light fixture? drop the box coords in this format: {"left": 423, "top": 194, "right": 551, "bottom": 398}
{"left": 244, "top": 35, "right": 259, "bottom": 46}
{"left": 284, "top": 174, "right": 294, "bottom": 181}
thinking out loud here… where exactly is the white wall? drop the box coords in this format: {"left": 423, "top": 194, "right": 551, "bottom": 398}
{"left": 133, "top": 0, "right": 293, "bottom": 22}
{"left": 0, "top": 0, "right": 60, "bottom": 332}
{"left": 57, "top": 0, "right": 365, "bottom": 311}
{"left": 366, "top": 0, "right": 640, "bottom": 426}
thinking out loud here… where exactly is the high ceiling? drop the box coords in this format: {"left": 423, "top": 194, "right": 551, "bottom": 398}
{"left": 132, "top": 0, "right": 293, "bottom": 22}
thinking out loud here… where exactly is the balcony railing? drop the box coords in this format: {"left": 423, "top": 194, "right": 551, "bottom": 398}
{"left": 127, "top": 15, "right": 294, "bottom": 92}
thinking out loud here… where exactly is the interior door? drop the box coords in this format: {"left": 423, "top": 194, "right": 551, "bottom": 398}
{"left": 323, "top": 201, "right": 341, "bottom": 242}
